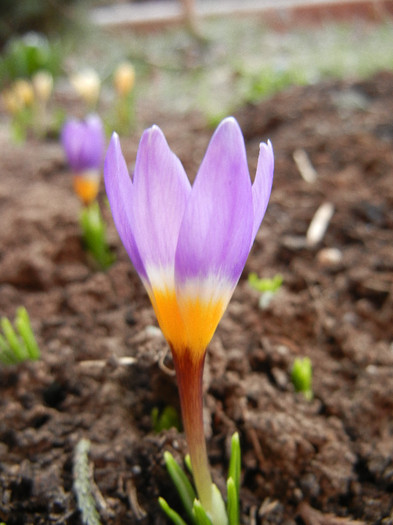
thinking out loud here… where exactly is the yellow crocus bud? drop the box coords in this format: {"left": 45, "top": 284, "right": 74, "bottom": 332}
{"left": 114, "top": 62, "right": 135, "bottom": 97}
{"left": 70, "top": 69, "right": 100, "bottom": 106}
{"left": 13, "top": 79, "right": 35, "bottom": 107}
{"left": 32, "top": 71, "right": 53, "bottom": 103}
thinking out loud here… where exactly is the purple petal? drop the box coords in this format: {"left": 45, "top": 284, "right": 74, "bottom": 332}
{"left": 61, "top": 114, "right": 105, "bottom": 171}
{"left": 130, "top": 125, "right": 191, "bottom": 273}
{"left": 104, "top": 133, "right": 147, "bottom": 280}
{"left": 251, "top": 140, "right": 274, "bottom": 242}
{"left": 175, "top": 117, "right": 253, "bottom": 287}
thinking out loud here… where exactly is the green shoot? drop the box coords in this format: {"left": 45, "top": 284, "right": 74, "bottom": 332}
{"left": 80, "top": 202, "right": 115, "bottom": 271}
{"left": 291, "top": 357, "right": 313, "bottom": 401}
{"left": 152, "top": 405, "right": 181, "bottom": 433}
{"left": 227, "top": 433, "right": 241, "bottom": 525}
{"left": 0, "top": 307, "right": 41, "bottom": 365}
{"left": 192, "top": 500, "right": 213, "bottom": 525}
{"left": 160, "top": 433, "right": 241, "bottom": 525}
{"left": 164, "top": 451, "right": 197, "bottom": 524}
{"left": 248, "top": 272, "right": 283, "bottom": 293}
{"left": 248, "top": 272, "right": 283, "bottom": 310}
{"left": 159, "top": 498, "right": 188, "bottom": 525}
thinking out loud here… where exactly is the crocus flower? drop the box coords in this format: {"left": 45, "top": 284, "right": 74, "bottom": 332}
{"left": 114, "top": 61, "right": 135, "bottom": 97}
{"left": 104, "top": 117, "right": 274, "bottom": 520}
{"left": 70, "top": 69, "right": 101, "bottom": 107}
{"left": 61, "top": 114, "right": 105, "bottom": 205}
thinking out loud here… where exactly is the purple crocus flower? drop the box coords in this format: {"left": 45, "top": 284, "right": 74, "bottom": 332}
{"left": 61, "top": 114, "right": 105, "bottom": 205}
{"left": 104, "top": 116, "right": 274, "bottom": 518}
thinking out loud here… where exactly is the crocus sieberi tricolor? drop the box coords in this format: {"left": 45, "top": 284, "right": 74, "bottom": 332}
{"left": 104, "top": 117, "right": 274, "bottom": 521}
{"left": 61, "top": 114, "right": 105, "bottom": 205}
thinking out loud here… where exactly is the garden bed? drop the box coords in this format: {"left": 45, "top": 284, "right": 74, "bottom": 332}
{"left": 0, "top": 69, "right": 392, "bottom": 524}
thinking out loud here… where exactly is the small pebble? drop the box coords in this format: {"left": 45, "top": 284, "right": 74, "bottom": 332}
{"left": 316, "top": 247, "right": 343, "bottom": 268}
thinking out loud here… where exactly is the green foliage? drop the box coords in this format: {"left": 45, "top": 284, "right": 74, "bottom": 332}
{"left": 227, "top": 433, "right": 240, "bottom": 525}
{"left": 0, "top": 307, "right": 40, "bottom": 365}
{"left": 240, "top": 65, "right": 307, "bottom": 104}
{"left": 73, "top": 439, "right": 102, "bottom": 525}
{"left": 248, "top": 273, "right": 283, "bottom": 310}
{"left": 291, "top": 357, "right": 313, "bottom": 401}
{"left": 248, "top": 273, "right": 283, "bottom": 293}
{"left": 80, "top": 202, "right": 115, "bottom": 271}
{"left": 163, "top": 451, "right": 197, "bottom": 524}
{"left": 0, "top": 33, "right": 62, "bottom": 88}
{"left": 160, "top": 433, "right": 241, "bottom": 525}
{"left": 152, "top": 405, "right": 181, "bottom": 433}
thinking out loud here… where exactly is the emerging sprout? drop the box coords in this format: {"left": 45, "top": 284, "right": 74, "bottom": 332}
{"left": 0, "top": 307, "right": 40, "bottom": 365}
{"left": 248, "top": 272, "right": 283, "bottom": 309}
{"left": 291, "top": 357, "right": 313, "bottom": 401}
{"left": 80, "top": 201, "right": 115, "bottom": 271}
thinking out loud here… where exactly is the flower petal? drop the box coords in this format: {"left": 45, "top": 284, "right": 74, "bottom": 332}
{"left": 175, "top": 117, "right": 254, "bottom": 287}
{"left": 104, "top": 133, "right": 147, "bottom": 280}
{"left": 251, "top": 140, "right": 274, "bottom": 242}
{"left": 130, "top": 125, "right": 191, "bottom": 286}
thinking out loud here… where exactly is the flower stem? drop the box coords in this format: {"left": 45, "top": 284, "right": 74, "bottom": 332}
{"left": 172, "top": 349, "right": 213, "bottom": 513}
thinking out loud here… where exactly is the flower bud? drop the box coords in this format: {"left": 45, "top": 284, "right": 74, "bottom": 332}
{"left": 114, "top": 62, "right": 135, "bottom": 96}
{"left": 70, "top": 69, "right": 100, "bottom": 106}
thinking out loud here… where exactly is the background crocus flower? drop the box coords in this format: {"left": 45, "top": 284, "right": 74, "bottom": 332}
{"left": 61, "top": 114, "right": 105, "bottom": 205}
{"left": 70, "top": 69, "right": 101, "bottom": 108}
{"left": 104, "top": 117, "right": 274, "bottom": 520}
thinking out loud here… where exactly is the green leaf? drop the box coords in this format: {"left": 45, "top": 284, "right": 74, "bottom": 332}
{"left": 164, "top": 451, "right": 197, "bottom": 523}
{"left": 15, "top": 307, "right": 40, "bottom": 360}
{"left": 192, "top": 500, "right": 213, "bottom": 525}
{"left": 291, "top": 357, "right": 313, "bottom": 400}
{"left": 0, "top": 333, "right": 19, "bottom": 365}
{"left": 228, "top": 433, "right": 241, "bottom": 497}
{"left": 151, "top": 405, "right": 181, "bottom": 433}
{"left": 80, "top": 202, "right": 115, "bottom": 270}
{"left": 158, "top": 498, "right": 188, "bottom": 525}
{"left": 248, "top": 273, "right": 283, "bottom": 293}
{"left": 226, "top": 477, "right": 238, "bottom": 525}
{"left": 211, "top": 484, "right": 228, "bottom": 525}
{"left": 1, "top": 317, "right": 26, "bottom": 362}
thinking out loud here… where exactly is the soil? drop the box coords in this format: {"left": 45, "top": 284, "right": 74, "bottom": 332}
{"left": 0, "top": 70, "right": 393, "bottom": 525}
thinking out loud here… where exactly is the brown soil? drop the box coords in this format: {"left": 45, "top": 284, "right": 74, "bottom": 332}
{"left": 0, "top": 71, "right": 393, "bottom": 525}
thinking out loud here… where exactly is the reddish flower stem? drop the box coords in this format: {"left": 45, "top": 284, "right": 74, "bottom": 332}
{"left": 172, "top": 349, "right": 213, "bottom": 512}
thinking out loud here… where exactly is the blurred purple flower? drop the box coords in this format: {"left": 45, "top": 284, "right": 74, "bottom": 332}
{"left": 61, "top": 114, "right": 105, "bottom": 173}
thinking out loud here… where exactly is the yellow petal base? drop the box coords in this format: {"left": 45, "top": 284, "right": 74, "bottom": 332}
{"left": 150, "top": 286, "right": 226, "bottom": 362}
{"left": 73, "top": 173, "right": 100, "bottom": 205}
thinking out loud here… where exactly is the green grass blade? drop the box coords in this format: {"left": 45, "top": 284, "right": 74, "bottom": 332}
{"left": 228, "top": 433, "right": 241, "bottom": 496}
{"left": 164, "top": 451, "right": 197, "bottom": 523}
{"left": 226, "top": 477, "right": 238, "bottom": 525}
{"left": 0, "top": 333, "right": 19, "bottom": 365}
{"left": 1, "top": 317, "right": 26, "bottom": 361}
{"left": 158, "top": 497, "right": 188, "bottom": 525}
{"left": 15, "top": 307, "right": 40, "bottom": 360}
{"left": 192, "top": 500, "right": 213, "bottom": 525}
